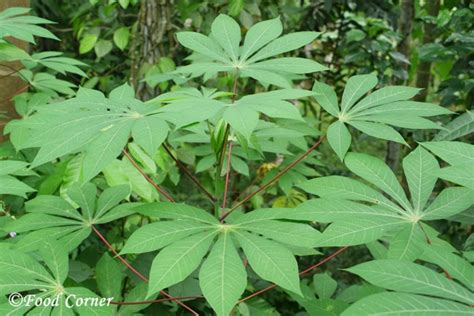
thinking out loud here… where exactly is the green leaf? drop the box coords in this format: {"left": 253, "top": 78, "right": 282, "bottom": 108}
{"left": 82, "top": 120, "right": 133, "bottom": 181}
{"left": 437, "top": 165, "right": 474, "bottom": 189}
{"left": 313, "top": 273, "right": 337, "bottom": 299}
{"left": 66, "top": 183, "right": 96, "bottom": 221}
{"left": 79, "top": 34, "right": 98, "bottom": 54}
{"left": 147, "top": 230, "right": 217, "bottom": 297}
{"left": 240, "top": 17, "right": 282, "bottom": 61}
{"left": 241, "top": 68, "right": 291, "bottom": 88}
{"left": 135, "top": 202, "right": 219, "bottom": 224}
{"left": 353, "top": 113, "right": 444, "bottom": 130}
{"left": 347, "top": 260, "right": 474, "bottom": 305}
{"left": 421, "top": 141, "right": 474, "bottom": 166}
{"left": 228, "top": 0, "right": 244, "bottom": 17}
{"left": 312, "top": 81, "right": 339, "bottom": 117}
{"left": 236, "top": 231, "right": 302, "bottom": 295}
{"left": 327, "top": 120, "right": 351, "bottom": 161}
{"left": 0, "top": 175, "right": 35, "bottom": 197}
{"left": 40, "top": 240, "right": 68, "bottom": 283}
{"left": 315, "top": 217, "right": 405, "bottom": 246}
{"left": 422, "top": 187, "right": 474, "bottom": 220}
{"left": 349, "top": 86, "right": 421, "bottom": 114}
{"left": 176, "top": 32, "right": 229, "bottom": 63}
{"left": 402, "top": 146, "right": 439, "bottom": 212}
{"left": 224, "top": 106, "right": 259, "bottom": 140}
{"left": 342, "top": 292, "right": 474, "bottom": 316}
{"left": 247, "top": 32, "right": 319, "bottom": 63}
{"left": 96, "top": 253, "right": 123, "bottom": 299}
{"left": 199, "top": 232, "right": 247, "bottom": 316}
{"left": 243, "top": 220, "right": 321, "bottom": 248}
{"left": 421, "top": 244, "right": 474, "bottom": 291}
{"left": 251, "top": 57, "right": 327, "bottom": 74}
{"left": 211, "top": 14, "right": 241, "bottom": 63}
{"left": 355, "top": 101, "right": 452, "bottom": 117}
{"left": 386, "top": 223, "right": 424, "bottom": 261}
{"left": 340, "top": 74, "right": 377, "bottom": 113}
{"left": 435, "top": 111, "right": 474, "bottom": 141}
{"left": 132, "top": 116, "right": 169, "bottom": 156}
{"left": 94, "top": 185, "right": 130, "bottom": 220}
{"left": 345, "top": 153, "right": 412, "bottom": 211}
{"left": 347, "top": 121, "right": 407, "bottom": 145}
{"left": 113, "top": 27, "right": 130, "bottom": 50}
{"left": 94, "top": 40, "right": 113, "bottom": 59}
{"left": 298, "top": 176, "right": 401, "bottom": 212}
{"left": 26, "top": 195, "right": 82, "bottom": 220}
{"left": 296, "top": 199, "right": 403, "bottom": 223}
{"left": 121, "top": 220, "right": 211, "bottom": 254}
{"left": 0, "top": 249, "right": 52, "bottom": 284}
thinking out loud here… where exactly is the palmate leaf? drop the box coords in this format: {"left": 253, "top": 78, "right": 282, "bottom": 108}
{"left": 0, "top": 242, "right": 113, "bottom": 315}
{"left": 125, "top": 203, "right": 322, "bottom": 314}
{"left": 7, "top": 84, "right": 170, "bottom": 181}
{"left": 0, "top": 7, "right": 58, "bottom": 43}
{"left": 174, "top": 14, "right": 325, "bottom": 87}
{"left": 159, "top": 88, "right": 313, "bottom": 142}
{"left": 298, "top": 148, "right": 474, "bottom": 253}
{"left": 5, "top": 183, "right": 132, "bottom": 252}
{"left": 313, "top": 74, "right": 452, "bottom": 160}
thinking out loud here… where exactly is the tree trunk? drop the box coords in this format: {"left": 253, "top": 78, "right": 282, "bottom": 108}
{"left": 414, "top": 0, "right": 440, "bottom": 102}
{"left": 0, "top": 0, "right": 29, "bottom": 141}
{"left": 385, "top": 0, "right": 414, "bottom": 171}
{"left": 130, "top": 0, "right": 173, "bottom": 101}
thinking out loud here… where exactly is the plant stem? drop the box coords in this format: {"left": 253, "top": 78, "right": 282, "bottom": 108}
{"left": 92, "top": 225, "right": 199, "bottom": 315}
{"left": 237, "top": 246, "right": 348, "bottom": 304}
{"left": 221, "top": 141, "right": 233, "bottom": 212}
{"left": 162, "top": 143, "right": 217, "bottom": 203}
{"left": 220, "top": 136, "right": 325, "bottom": 221}
{"left": 122, "top": 149, "right": 175, "bottom": 202}
{"left": 216, "top": 76, "right": 238, "bottom": 180}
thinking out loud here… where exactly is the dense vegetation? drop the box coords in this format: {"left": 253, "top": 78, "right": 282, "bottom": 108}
{"left": 0, "top": 1, "right": 473, "bottom": 315}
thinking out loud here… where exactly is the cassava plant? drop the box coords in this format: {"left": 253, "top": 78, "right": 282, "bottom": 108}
{"left": 1, "top": 9, "right": 473, "bottom": 316}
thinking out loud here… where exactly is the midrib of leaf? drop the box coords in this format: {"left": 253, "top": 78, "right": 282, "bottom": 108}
{"left": 44, "top": 242, "right": 61, "bottom": 282}
{"left": 222, "top": 22, "right": 237, "bottom": 62}
{"left": 399, "top": 223, "right": 417, "bottom": 260}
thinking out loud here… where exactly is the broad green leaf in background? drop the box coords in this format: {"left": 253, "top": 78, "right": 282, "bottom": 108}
{"left": 113, "top": 27, "right": 130, "bottom": 50}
